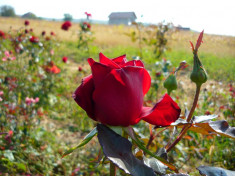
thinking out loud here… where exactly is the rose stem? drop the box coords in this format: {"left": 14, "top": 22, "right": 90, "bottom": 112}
{"left": 110, "top": 162, "right": 116, "bottom": 176}
{"left": 146, "top": 127, "right": 168, "bottom": 150}
{"left": 166, "top": 85, "right": 201, "bottom": 152}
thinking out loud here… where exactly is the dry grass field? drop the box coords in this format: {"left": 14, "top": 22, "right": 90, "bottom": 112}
{"left": 1, "top": 17, "right": 234, "bottom": 58}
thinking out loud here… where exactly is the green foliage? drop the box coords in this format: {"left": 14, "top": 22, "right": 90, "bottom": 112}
{"left": 63, "top": 13, "right": 73, "bottom": 21}
{"left": 0, "top": 5, "right": 16, "bottom": 17}
{"left": 126, "top": 22, "right": 172, "bottom": 59}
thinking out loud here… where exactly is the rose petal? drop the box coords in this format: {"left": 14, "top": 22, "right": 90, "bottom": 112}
{"left": 112, "top": 54, "right": 127, "bottom": 65}
{"left": 139, "top": 94, "right": 181, "bottom": 126}
{"left": 73, "top": 75, "right": 96, "bottom": 120}
{"left": 123, "top": 60, "right": 144, "bottom": 67}
{"left": 88, "top": 58, "right": 113, "bottom": 87}
{"left": 99, "top": 53, "right": 121, "bottom": 69}
{"left": 92, "top": 67, "right": 150, "bottom": 126}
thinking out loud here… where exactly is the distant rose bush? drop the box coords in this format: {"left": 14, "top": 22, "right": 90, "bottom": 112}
{"left": 73, "top": 53, "right": 181, "bottom": 126}
{"left": 29, "top": 36, "right": 39, "bottom": 43}
{"left": 43, "top": 61, "right": 61, "bottom": 74}
{"left": 81, "top": 22, "right": 91, "bottom": 31}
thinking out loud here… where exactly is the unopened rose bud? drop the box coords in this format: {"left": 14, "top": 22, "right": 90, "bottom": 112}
{"left": 190, "top": 54, "right": 207, "bottom": 86}
{"left": 189, "top": 31, "right": 207, "bottom": 87}
{"left": 164, "top": 74, "right": 177, "bottom": 95}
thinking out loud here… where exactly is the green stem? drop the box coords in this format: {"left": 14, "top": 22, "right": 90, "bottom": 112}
{"left": 110, "top": 161, "right": 116, "bottom": 176}
{"left": 166, "top": 85, "right": 201, "bottom": 152}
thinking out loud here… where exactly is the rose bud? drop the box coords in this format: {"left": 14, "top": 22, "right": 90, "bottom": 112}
{"left": 24, "top": 20, "right": 30, "bottom": 26}
{"left": 41, "top": 31, "right": 46, "bottom": 36}
{"left": 163, "top": 74, "right": 177, "bottom": 95}
{"left": 62, "top": 56, "right": 68, "bottom": 63}
{"left": 73, "top": 53, "right": 181, "bottom": 127}
{"left": 189, "top": 30, "right": 207, "bottom": 87}
{"left": 78, "top": 66, "right": 82, "bottom": 72}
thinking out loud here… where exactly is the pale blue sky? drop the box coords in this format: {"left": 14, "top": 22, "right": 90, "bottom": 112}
{"left": 1, "top": 0, "right": 235, "bottom": 36}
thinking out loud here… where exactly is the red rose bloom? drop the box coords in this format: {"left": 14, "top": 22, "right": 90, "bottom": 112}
{"left": 44, "top": 61, "right": 61, "bottom": 74}
{"left": 30, "top": 36, "right": 39, "bottom": 43}
{"left": 62, "top": 56, "right": 68, "bottom": 63}
{"left": 78, "top": 66, "right": 82, "bottom": 72}
{"left": 81, "top": 22, "right": 91, "bottom": 32}
{"left": 50, "top": 31, "right": 55, "bottom": 36}
{"left": 61, "top": 21, "right": 72, "bottom": 31}
{"left": 73, "top": 53, "right": 181, "bottom": 127}
{"left": 24, "top": 20, "right": 30, "bottom": 26}
{"left": 0, "top": 30, "right": 5, "bottom": 38}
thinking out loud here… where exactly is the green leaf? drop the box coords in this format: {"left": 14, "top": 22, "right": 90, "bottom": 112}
{"left": 163, "top": 174, "right": 190, "bottom": 176}
{"left": 143, "top": 156, "right": 167, "bottom": 175}
{"left": 62, "top": 127, "right": 97, "bottom": 158}
{"left": 3, "top": 150, "right": 14, "bottom": 161}
{"left": 197, "top": 165, "right": 235, "bottom": 176}
{"left": 97, "top": 124, "right": 156, "bottom": 176}
{"left": 171, "top": 115, "right": 218, "bottom": 127}
{"left": 193, "top": 114, "right": 218, "bottom": 123}
{"left": 124, "top": 127, "right": 178, "bottom": 172}
{"left": 203, "top": 120, "right": 235, "bottom": 139}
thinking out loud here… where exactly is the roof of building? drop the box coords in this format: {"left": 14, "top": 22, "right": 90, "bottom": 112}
{"left": 108, "top": 12, "right": 137, "bottom": 19}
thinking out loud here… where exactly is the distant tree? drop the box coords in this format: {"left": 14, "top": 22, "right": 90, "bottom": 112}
{"left": 0, "top": 5, "right": 16, "bottom": 17}
{"left": 63, "top": 13, "right": 73, "bottom": 21}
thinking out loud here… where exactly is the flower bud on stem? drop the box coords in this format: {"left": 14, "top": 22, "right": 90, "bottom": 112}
{"left": 166, "top": 31, "right": 206, "bottom": 152}
{"left": 190, "top": 53, "right": 207, "bottom": 87}
{"left": 163, "top": 74, "right": 177, "bottom": 95}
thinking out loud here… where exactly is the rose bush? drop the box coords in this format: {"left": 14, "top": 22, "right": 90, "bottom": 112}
{"left": 73, "top": 53, "right": 181, "bottom": 126}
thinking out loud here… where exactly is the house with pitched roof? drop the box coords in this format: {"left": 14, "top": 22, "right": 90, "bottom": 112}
{"left": 108, "top": 12, "right": 137, "bottom": 25}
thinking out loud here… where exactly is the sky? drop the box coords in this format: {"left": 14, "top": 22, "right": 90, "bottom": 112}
{"left": 0, "top": 0, "right": 235, "bottom": 36}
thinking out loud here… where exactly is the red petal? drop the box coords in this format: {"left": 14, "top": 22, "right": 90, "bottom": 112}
{"left": 88, "top": 58, "right": 113, "bottom": 87}
{"left": 139, "top": 94, "right": 181, "bottom": 126}
{"left": 73, "top": 75, "right": 96, "bottom": 120}
{"left": 92, "top": 67, "right": 150, "bottom": 126}
{"left": 112, "top": 54, "right": 127, "bottom": 65}
{"left": 123, "top": 60, "right": 144, "bottom": 67}
{"left": 195, "top": 30, "right": 204, "bottom": 52}
{"left": 189, "top": 41, "right": 194, "bottom": 52}
{"left": 99, "top": 53, "right": 120, "bottom": 69}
